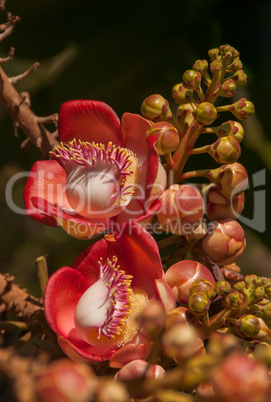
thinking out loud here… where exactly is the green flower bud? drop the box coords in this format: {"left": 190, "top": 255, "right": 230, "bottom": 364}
{"left": 208, "top": 48, "right": 220, "bottom": 61}
{"left": 229, "top": 98, "right": 255, "bottom": 120}
{"left": 237, "top": 314, "right": 261, "bottom": 338}
{"left": 224, "top": 290, "right": 244, "bottom": 309}
{"left": 141, "top": 94, "right": 169, "bottom": 120}
{"left": 232, "top": 69, "right": 247, "bottom": 85}
{"left": 210, "top": 60, "right": 222, "bottom": 74}
{"left": 182, "top": 69, "right": 201, "bottom": 90}
{"left": 189, "top": 279, "right": 214, "bottom": 299}
{"left": 263, "top": 302, "right": 271, "bottom": 319}
{"left": 211, "top": 136, "right": 241, "bottom": 164}
{"left": 172, "top": 83, "right": 194, "bottom": 105}
{"left": 244, "top": 274, "right": 258, "bottom": 289}
{"left": 177, "top": 103, "right": 196, "bottom": 130}
{"left": 233, "top": 281, "right": 246, "bottom": 293}
{"left": 146, "top": 122, "right": 179, "bottom": 155}
{"left": 228, "top": 57, "right": 243, "bottom": 72}
{"left": 254, "top": 286, "right": 266, "bottom": 301}
{"left": 219, "top": 79, "right": 237, "bottom": 98}
{"left": 192, "top": 59, "right": 208, "bottom": 75}
{"left": 219, "top": 44, "right": 240, "bottom": 61}
{"left": 215, "top": 280, "right": 231, "bottom": 296}
{"left": 214, "top": 120, "right": 244, "bottom": 143}
{"left": 189, "top": 292, "right": 210, "bottom": 315}
{"left": 196, "top": 102, "right": 217, "bottom": 125}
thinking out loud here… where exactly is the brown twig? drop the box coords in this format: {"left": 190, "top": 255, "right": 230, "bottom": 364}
{"left": 9, "top": 62, "right": 40, "bottom": 84}
{"left": 0, "top": 46, "right": 15, "bottom": 63}
{"left": 0, "top": 65, "right": 59, "bottom": 157}
{"left": 0, "top": 273, "right": 43, "bottom": 321}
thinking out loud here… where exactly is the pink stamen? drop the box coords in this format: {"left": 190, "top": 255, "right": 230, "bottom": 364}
{"left": 98, "top": 256, "right": 133, "bottom": 338}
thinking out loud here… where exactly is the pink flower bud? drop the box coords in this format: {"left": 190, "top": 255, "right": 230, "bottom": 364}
{"left": 165, "top": 306, "right": 194, "bottom": 331}
{"left": 35, "top": 359, "right": 97, "bottom": 402}
{"left": 219, "top": 162, "right": 248, "bottom": 197}
{"left": 165, "top": 260, "right": 216, "bottom": 303}
{"left": 96, "top": 379, "right": 129, "bottom": 402}
{"left": 157, "top": 184, "right": 205, "bottom": 235}
{"left": 163, "top": 323, "right": 205, "bottom": 363}
{"left": 205, "top": 185, "right": 245, "bottom": 221}
{"left": 211, "top": 136, "right": 241, "bottom": 164}
{"left": 115, "top": 360, "right": 165, "bottom": 398}
{"left": 211, "top": 353, "right": 270, "bottom": 402}
{"left": 196, "top": 102, "right": 217, "bottom": 125}
{"left": 146, "top": 122, "right": 179, "bottom": 154}
{"left": 202, "top": 219, "right": 246, "bottom": 265}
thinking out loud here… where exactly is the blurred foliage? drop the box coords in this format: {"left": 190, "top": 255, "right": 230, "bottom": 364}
{"left": 0, "top": 0, "right": 271, "bottom": 293}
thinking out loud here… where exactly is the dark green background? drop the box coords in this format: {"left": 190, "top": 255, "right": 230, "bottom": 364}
{"left": 1, "top": 0, "right": 271, "bottom": 295}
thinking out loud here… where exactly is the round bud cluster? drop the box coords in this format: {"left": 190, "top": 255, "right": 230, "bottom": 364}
{"left": 205, "top": 185, "right": 245, "bottom": 221}
{"left": 211, "top": 136, "right": 241, "bottom": 164}
{"left": 141, "top": 94, "right": 169, "bottom": 120}
{"left": 172, "top": 83, "right": 194, "bottom": 105}
{"left": 146, "top": 122, "right": 179, "bottom": 154}
{"left": 229, "top": 98, "right": 255, "bottom": 120}
{"left": 219, "top": 44, "right": 240, "bottom": 59}
{"left": 182, "top": 69, "right": 202, "bottom": 90}
{"left": 196, "top": 102, "right": 217, "bottom": 125}
{"left": 165, "top": 260, "right": 216, "bottom": 304}
{"left": 218, "top": 162, "right": 248, "bottom": 198}
{"left": 157, "top": 184, "right": 205, "bottom": 235}
{"left": 202, "top": 218, "right": 246, "bottom": 265}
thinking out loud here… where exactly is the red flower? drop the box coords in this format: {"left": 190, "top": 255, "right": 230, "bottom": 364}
{"left": 24, "top": 100, "right": 166, "bottom": 239}
{"left": 44, "top": 222, "right": 173, "bottom": 367}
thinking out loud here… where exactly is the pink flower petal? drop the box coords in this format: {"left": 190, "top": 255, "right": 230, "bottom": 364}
{"left": 31, "top": 197, "right": 110, "bottom": 239}
{"left": 24, "top": 160, "right": 67, "bottom": 226}
{"left": 143, "top": 135, "right": 166, "bottom": 209}
{"left": 58, "top": 335, "right": 116, "bottom": 365}
{"left": 122, "top": 113, "right": 152, "bottom": 163}
{"left": 114, "top": 222, "right": 164, "bottom": 297}
{"left": 58, "top": 100, "right": 123, "bottom": 145}
{"left": 155, "top": 279, "right": 176, "bottom": 314}
{"left": 109, "top": 342, "right": 152, "bottom": 368}
{"left": 44, "top": 267, "right": 90, "bottom": 338}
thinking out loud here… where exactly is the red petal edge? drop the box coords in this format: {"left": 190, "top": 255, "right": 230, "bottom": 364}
{"left": 58, "top": 100, "right": 123, "bottom": 145}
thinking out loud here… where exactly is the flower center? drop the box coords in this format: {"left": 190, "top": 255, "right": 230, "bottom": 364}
{"left": 74, "top": 256, "right": 149, "bottom": 348}
{"left": 50, "top": 140, "right": 140, "bottom": 218}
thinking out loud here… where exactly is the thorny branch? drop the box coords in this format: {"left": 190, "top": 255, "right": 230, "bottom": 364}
{"left": 0, "top": 7, "right": 59, "bottom": 157}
